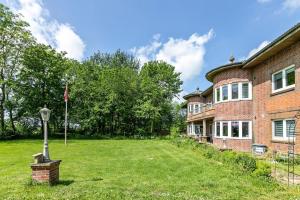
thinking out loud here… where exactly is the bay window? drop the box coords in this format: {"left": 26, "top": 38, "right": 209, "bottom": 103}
{"left": 214, "top": 82, "right": 252, "bottom": 103}
{"left": 215, "top": 120, "right": 252, "bottom": 139}
{"left": 272, "top": 65, "right": 295, "bottom": 93}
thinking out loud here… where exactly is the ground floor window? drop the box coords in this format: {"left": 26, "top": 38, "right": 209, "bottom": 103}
{"left": 214, "top": 120, "right": 252, "bottom": 139}
{"left": 272, "top": 119, "right": 296, "bottom": 140}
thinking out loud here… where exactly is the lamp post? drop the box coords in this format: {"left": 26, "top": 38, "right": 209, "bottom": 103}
{"left": 40, "top": 106, "right": 51, "bottom": 162}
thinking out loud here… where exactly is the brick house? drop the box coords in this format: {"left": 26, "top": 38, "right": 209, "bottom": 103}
{"left": 184, "top": 23, "right": 300, "bottom": 153}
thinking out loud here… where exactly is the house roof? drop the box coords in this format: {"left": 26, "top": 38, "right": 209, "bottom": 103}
{"left": 243, "top": 23, "right": 300, "bottom": 68}
{"left": 201, "top": 85, "right": 213, "bottom": 97}
{"left": 205, "top": 62, "right": 243, "bottom": 82}
{"left": 182, "top": 89, "right": 202, "bottom": 100}
{"left": 204, "top": 23, "right": 300, "bottom": 82}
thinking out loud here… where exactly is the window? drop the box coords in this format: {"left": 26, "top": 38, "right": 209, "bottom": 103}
{"left": 286, "top": 120, "right": 296, "bottom": 137}
{"left": 194, "top": 104, "right": 199, "bottom": 113}
{"left": 222, "top": 122, "right": 228, "bottom": 137}
{"left": 216, "top": 122, "right": 220, "bottom": 137}
{"left": 231, "top": 121, "right": 239, "bottom": 137}
{"left": 216, "top": 88, "right": 220, "bottom": 102}
{"left": 273, "top": 71, "right": 283, "bottom": 91}
{"left": 188, "top": 104, "right": 194, "bottom": 113}
{"left": 272, "top": 119, "right": 296, "bottom": 140}
{"left": 242, "top": 83, "right": 249, "bottom": 99}
{"left": 286, "top": 67, "right": 295, "bottom": 87}
{"left": 231, "top": 83, "right": 239, "bottom": 99}
{"left": 222, "top": 85, "right": 228, "bottom": 101}
{"left": 274, "top": 121, "right": 283, "bottom": 137}
{"left": 272, "top": 65, "right": 295, "bottom": 93}
{"left": 215, "top": 121, "right": 251, "bottom": 139}
{"left": 242, "top": 122, "right": 249, "bottom": 138}
{"left": 214, "top": 82, "right": 252, "bottom": 103}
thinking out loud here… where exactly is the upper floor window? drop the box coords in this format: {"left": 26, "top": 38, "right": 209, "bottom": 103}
{"left": 272, "top": 65, "right": 295, "bottom": 93}
{"left": 231, "top": 83, "right": 239, "bottom": 100}
{"left": 216, "top": 88, "right": 221, "bottom": 102}
{"left": 242, "top": 83, "right": 249, "bottom": 99}
{"left": 222, "top": 85, "right": 228, "bottom": 101}
{"left": 215, "top": 82, "right": 252, "bottom": 103}
{"left": 272, "top": 119, "right": 295, "bottom": 141}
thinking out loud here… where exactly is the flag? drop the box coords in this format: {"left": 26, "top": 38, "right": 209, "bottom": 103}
{"left": 64, "top": 84, "right": 68, "bottom": 102}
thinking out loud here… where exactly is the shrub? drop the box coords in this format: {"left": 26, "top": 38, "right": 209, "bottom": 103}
{"left": 252, "top": 161, "right": 271, "bottom": 178}
{"left": 234, "top": 153, "right": 256, "bottom": 173}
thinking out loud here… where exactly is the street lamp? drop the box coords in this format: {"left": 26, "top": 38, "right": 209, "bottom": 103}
{"left": 40, "top": 106, "right": 51, "bottom": 162}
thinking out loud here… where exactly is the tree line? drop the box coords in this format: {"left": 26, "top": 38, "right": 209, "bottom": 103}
{"left": 0, "top": 4, "right": 185, "bottom": 139}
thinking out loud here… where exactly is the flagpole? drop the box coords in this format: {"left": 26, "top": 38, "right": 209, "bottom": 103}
{"left": 64, "top": 83, "right": 68, "bottom": 146}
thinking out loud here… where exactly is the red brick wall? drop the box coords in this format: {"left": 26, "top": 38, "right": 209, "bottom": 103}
{"left": 213, "top": 138, "right": 252, "bottom": 152}
{"left": 252, "top": 40, "right": 300, "bottom": 153}
{"left": 212, "top": 67, "right": 253, "bottom": 151}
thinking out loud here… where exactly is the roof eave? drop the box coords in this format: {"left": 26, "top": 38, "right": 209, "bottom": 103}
{"left": 243, "top": 23, "right": 300, "bottom": 68}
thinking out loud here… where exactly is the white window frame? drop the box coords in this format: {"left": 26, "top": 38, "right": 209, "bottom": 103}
{"left": 214, "top": 82, "right": 252, "bottom": 104}
{"left": 272, "top": 119, "right": 296, "bottom": 141}
{"left": 214, "top": 120, "right": 252, "bottom": 139}
{"left": 221, "top": 85, "right": 229, "bottom": 102}
{"left": 272, "top": 65, "right": 296, "bottom": 93}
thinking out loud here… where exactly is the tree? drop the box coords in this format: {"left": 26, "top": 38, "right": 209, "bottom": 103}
{"left": 70, "top": 50, "right": 140, "bottom": 136}
{"left": 135, "top": 61, "right": 182, "bottom": 135}
{"left": 16, "top": 44, "right": 69, "bottom": 135}
{"left": 0, "top": 4, "right": 33, "bottom": 135}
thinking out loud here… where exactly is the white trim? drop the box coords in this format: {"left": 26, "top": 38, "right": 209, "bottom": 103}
{"left": 272, "top": 119, "right": 296, "bottom": 141}
{"left": 271, "top": 64, "right": 295, "bottom": 94}
{"left": 214, "top": 120, "right": 252, "bottom": 139}
{"left": 214, "top": 81, "right": 252, "bottom": 104}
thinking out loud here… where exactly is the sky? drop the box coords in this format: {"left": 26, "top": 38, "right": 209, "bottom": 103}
{"left": 2, "top": 0, "right": 300, "bottom": 100}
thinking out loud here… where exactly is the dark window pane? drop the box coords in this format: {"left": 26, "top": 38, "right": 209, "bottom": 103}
{"left": 286, "top": 67, "right": 295, "bottom": 86}
{"left": 217, "top": 88, "right": 220, "bottom": 102}
{"left": 216, "top": 122, "right": 220, "bottom": 136}
{"left": 242, "top": 83, "right": 249, "bottom": 98}
{"left": 242, "top": 122, "right": 249, "bottom": 137}
{"left": 274, "top": 72, "right": 283, "bottom": 90}
{"left": 195, "top": 105, "right": 199, "bottom": 113}
{"left": 222, "top": 85, "right": 228, "bottom": 101}
{"left": 223, "top": 122, "right": 228, "bottom": 136}
{"left": 286, "top": 120, "right": 295, "bottom": 137}
{"left": 232, "top": 122, "right": 239, "bottom": 137}
{"left": 274, "top": 121, "right": 283, "bottom": 137}
{"left": 232, "top": 83, "right": 239, "bottom": 99}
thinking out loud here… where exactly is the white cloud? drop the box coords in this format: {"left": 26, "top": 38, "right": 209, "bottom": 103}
{"left": 8, "top": 0, "right": 85, "bottom": 60}
{"left": 131, "top": 30, "right": 214, "bottom": 82}
{"left": 247, "top": 40, "right": 270, "bottom": 58}
{"left": 283, "top": 0, "right": 300, "bottom": 11}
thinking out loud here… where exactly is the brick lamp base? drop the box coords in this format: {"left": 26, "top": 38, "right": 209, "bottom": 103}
{"left": 31, "top": 160, "right": 61, "bottom": 185}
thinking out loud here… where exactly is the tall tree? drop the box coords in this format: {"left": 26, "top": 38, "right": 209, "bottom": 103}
{"left": 16, "top": 44, "right": 69, "bottom": 135}
{"left": 135, "top": 61, "right": 182, "bottom": 135}
{"left": 0, "top": 4, "right": 33, "bottom": 135}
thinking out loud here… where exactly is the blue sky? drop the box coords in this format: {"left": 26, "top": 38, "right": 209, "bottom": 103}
{"left": 2, "top": 0, "right": 300, "bottom": 99}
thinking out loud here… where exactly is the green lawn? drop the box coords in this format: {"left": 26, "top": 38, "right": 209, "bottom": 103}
{"left": 0, "top": 139, "right": 299, "bottom": 200}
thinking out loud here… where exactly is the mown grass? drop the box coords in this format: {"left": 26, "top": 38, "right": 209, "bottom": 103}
{"left": 0, "top": 139, "right": 300, "bottom": 200}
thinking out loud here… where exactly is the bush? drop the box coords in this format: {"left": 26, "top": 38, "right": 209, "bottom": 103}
{"left": 235, "top": 153, "right": 256, "bottom": 173}
{"left": 252, "top": 161, "right": 271, "bottom": 178}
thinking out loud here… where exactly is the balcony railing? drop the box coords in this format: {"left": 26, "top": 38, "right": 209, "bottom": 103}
{"left": 189, "top": 103, "right": 214, "bottom": 115}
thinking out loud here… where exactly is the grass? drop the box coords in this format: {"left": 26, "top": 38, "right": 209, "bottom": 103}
{"left": 0, "top": 139, "right": 300, "bottom": 200}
